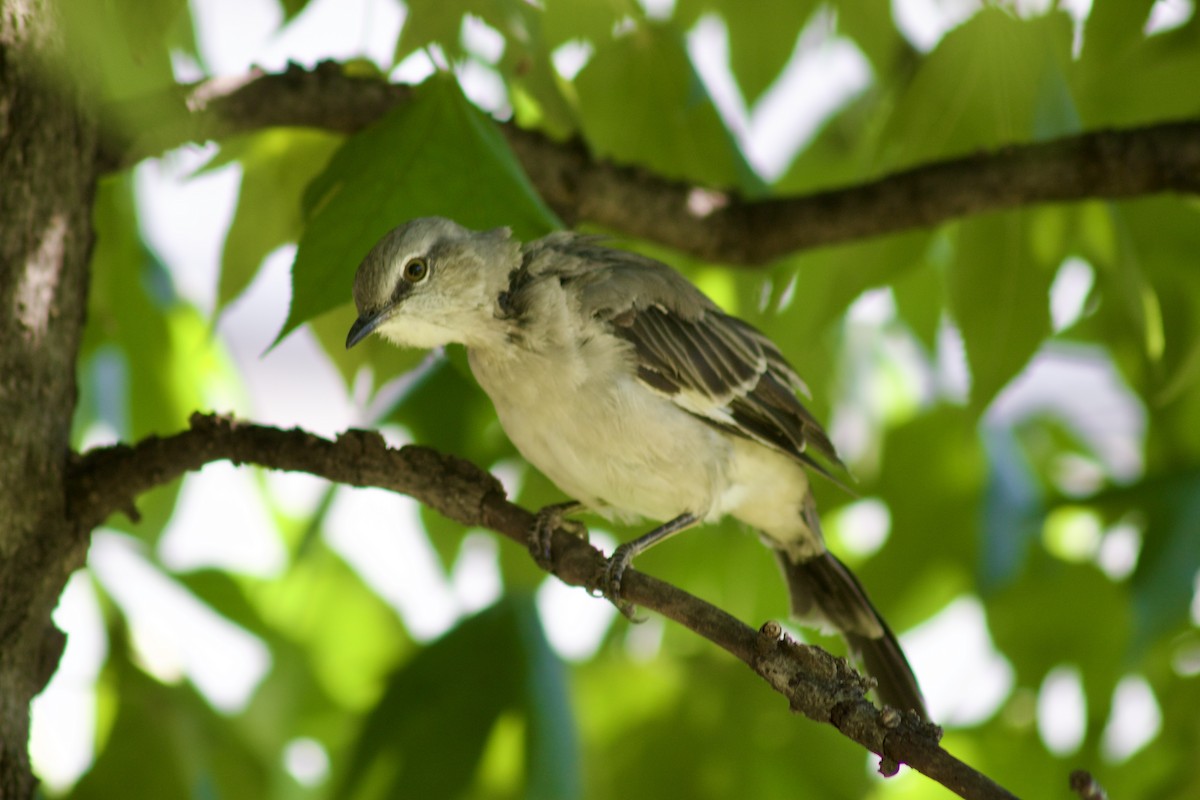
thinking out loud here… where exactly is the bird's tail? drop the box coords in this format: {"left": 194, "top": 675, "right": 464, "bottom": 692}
{"left": 776, "top": 549, "right": 928, "bottom": 719}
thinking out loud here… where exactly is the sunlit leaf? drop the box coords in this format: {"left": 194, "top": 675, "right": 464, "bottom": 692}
{"left": 1076, "top": 0, "right": 1200, "bottom": 127}
{"left": 989, "top": 558, "right": 1130, "bottom": 712}
{"left": 1092, "top": 468, "right": 1200, "bottom": 654}
{"left": 60, "top": 0, "right": 181, "bottom": 104}
{"left": 580, "top": 654, "right": 872, "bottom": 798}
{"left": 835, "top": 0, "right": 913, "bottom": 76}
{"left": 73, "top": 643, "right": 270, "bottom": 800}
{"left": 878, "top": 9, "right": 1076, "bottom": 168}
{"left": 575, "top": 22, "right": 766, "bottom": 191}
{"left": 869, "top": 406, "right": 984, "bottom": 622}
{"left": 542, "top": 0, "right": 641, "bottom": 46}
{"left": 675, "top": 0, "right": 819, "bottom": 106}
{"left": 256, "top": 543, "right": 411, "bottom": 709}
{"left": 891, "top": 254, "right": 945, "bottom": 351}
{"left": 206, "top": 129, "right": 344, "bottom": 314}
{"left": 396, "top": 0, "right": 535, "bottom": 64}
{"left": 948, "top": 210, "right": 1055, "bottom": 410}
{"left": 334, "top": 596, "right": 578, "bottom": 799}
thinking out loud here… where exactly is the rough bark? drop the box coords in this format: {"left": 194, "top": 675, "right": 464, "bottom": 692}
{"left": 0, "top": 0, "right": 98, "bottom": 796}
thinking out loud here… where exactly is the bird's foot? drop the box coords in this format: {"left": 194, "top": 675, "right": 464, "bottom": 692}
{"left": 603, "top": 543, "right": 641, "bottom": 620}
{"left": 529, "top": 502, "right": 587, "bottom": 570}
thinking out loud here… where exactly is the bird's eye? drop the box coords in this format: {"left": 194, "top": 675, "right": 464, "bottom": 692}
{"left": 403, "top": 258, "right": 429, "bottom": 283}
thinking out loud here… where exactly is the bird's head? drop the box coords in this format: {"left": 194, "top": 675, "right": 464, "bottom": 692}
{"left": 345, "top": 217, "right": 520, "bottom": 350}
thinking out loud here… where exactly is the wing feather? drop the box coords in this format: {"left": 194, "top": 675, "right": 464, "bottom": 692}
{"left": 520, "top": 232, "right": 844, "bottom": 479}
{"left": 611, "top": 303, "right": 842, "bottom": 478}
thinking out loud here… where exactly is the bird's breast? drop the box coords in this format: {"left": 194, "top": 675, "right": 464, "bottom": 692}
{"left": 467, "top": 341, "right": 732, "bottom": 522}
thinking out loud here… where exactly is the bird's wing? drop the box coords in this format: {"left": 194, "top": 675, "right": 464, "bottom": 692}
{"left": 609, "top": 301, "right": 843, "bottom": 478}
{"left": 523, "top": 234, "right": 843, "bottom": 477}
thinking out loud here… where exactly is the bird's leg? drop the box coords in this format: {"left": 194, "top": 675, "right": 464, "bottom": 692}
{"left": 529, "top": 500, "right": 588, "bottom": 570}
{"left": 606, "top": 512, "right": 701, "bottom": 617}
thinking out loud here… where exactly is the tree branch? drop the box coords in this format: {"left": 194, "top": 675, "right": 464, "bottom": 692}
{"left": 68, "top": 412, "right": 1019, "bottom": 800}
{"left": 99, "top": 63, "right": 1200, "bottom": 264}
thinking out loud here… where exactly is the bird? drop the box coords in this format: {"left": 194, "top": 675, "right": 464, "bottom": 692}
{"left": 346, "top": 216, "right": 927, "bottom": 718}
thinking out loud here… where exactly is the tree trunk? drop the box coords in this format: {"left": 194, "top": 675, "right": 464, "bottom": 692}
{"left": 0, "top": 0, "right": 98, "bottom": 795}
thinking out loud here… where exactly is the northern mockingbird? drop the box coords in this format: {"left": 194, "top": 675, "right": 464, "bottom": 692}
{"left": 346, "top": 217, "right": 927, "bottom": 718}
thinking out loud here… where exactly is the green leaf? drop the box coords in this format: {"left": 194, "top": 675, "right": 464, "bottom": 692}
{"left": 1077, "top": 197, "right": 1200, "bottom": 450}
{"left": 1131, "top": 475, "right": 1200, "bottom": 652}
{"left": 891, "top": 253, "right": 945, "bottom": 351}
{"left": 59, "top": 0, "right": 183, "bottom": 102}
{"left": 256, "top": 542, "right": 412, "bottom": 709}
{"left": 277, "top": 0, "right": 315, "bottom": 23}
{"left": 878, "top": 8, "right": 1076, "bottom": 169}
{"left": 112, "top": 0, "right": 190, "bottom": 64}
{"left": 675, "top": 0, "right": 819, "bottom": 106}
{"left": 496, "top": 12, "right": 582, "bottom": 138}
{"left": 85, "top": 175, "right": 243, "bottom": 442}
{"left": 80, "top": 177, "right": 158, "bottom": 434}
{"left": 74, "top": 643, "right": 270, "bottom": 800}
{"left": 175, "top": 569, "right": 277, "bottom": 639}
{"left": 279, "top": 75, "right": 560, "bottom": 344}
{"left": 978, "top": 425, "right": 1044, "bottom": 593}
{"left": 867, "top": 406, "right": 984, "bottom": 623}
{"left": 1075, "top": 15, "right": 1200, "bottom": 128}
{"left": 948, "top": 210, "right": 1055, "bottom": 410}
{"left": 988, "top": 558, "right": 1130, "bottom": 710}
{"left": 774, "top": 229, "right": 932, "bottom": 337}
{"left": 514, "top": 596, "right": 581, "bottom": 800}
{"left": 772, "top": 82, "right": 891, "bottom": 195}
{"left": 1094, "top": 468, "right": 1200, "bottom": 654}
{"left": 835, "top": 0, "right": 914, "bottom": 77}
{"left": 579, "top": 654, "right": 872, "bottom": 798}
{"left": 213, "top": 128, "right": 343, "bottom": 314}
{"left": 543, "top": 0, "right": 642, "bottom": 47}
{"left": 575, "top": 22, "right": 765, "bottom": 191}
{"left": 1080, "top": 0, "right": 1157, "bottom": 61}
{"left": 178, "top": 568, "right": 352, "bottom": 752}
{"left": 1116, "top": 198, "right": 1200, "bottom": 407}
{"left": 334, "top": 596, "right": 578, "bottom": 799}
{"left": 395, "top": 0, "right": 471, "bottom": 62}
{"left": 507, "top": 49, "right": 581, "bottom": 139}
{"left": 1074, "top": 212, "right": 1155, "bottom": 397}
{"left": 767, "top": 4, "right": 932, "bottom": 195}
{"left": 396, "top": 0, "right": 535, "bottom": 64}
{"left": 725, "top": 0, "right": 818, "bottom": 106}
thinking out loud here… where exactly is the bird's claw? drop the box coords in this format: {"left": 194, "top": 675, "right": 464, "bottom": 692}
{"left": 603, "top": 544, "right": 641, "bottom": 620}
{"left": 529, "top": 504, "right": 587, "bottom": 570}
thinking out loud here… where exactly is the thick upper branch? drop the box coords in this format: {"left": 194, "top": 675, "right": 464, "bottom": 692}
{"left": 67, "top": 412, "right": 1016, "bottom": 800}
{"left": 98, "top": 64, "right": 1200, "bottom": 264}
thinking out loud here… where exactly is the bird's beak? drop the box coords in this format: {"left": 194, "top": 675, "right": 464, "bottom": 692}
{"left": 345, "top": 307, "right": 390, "bottom": 349}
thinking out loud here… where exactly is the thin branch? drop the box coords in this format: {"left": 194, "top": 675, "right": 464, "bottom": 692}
{"left": 68, "top": 412, "right": 1018, "bottom": 800}
{"left": 98, "top": 63, "right": 1200, "bottom": 264}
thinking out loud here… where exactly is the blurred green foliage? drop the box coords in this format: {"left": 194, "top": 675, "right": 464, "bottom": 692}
{"left": 60, "top": 1, "right": 1200, "bottom": 799}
